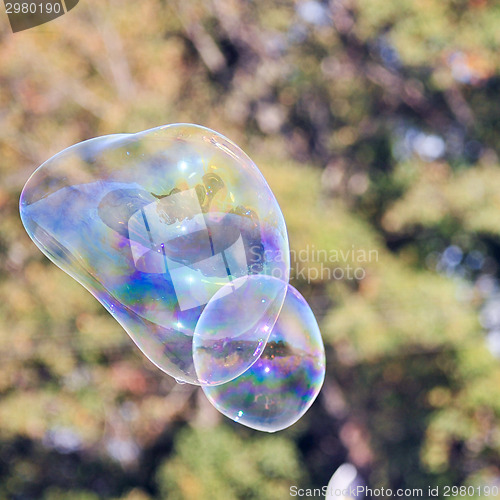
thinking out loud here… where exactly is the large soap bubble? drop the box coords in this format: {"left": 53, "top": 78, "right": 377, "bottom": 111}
{"left": 202, "top": 282, "right": 326, "bottom": 432}
{"left": 20, "top": 124, "right": 290, "bottom": 385}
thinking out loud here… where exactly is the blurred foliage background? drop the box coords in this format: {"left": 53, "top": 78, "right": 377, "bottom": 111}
{"left": 2, "top": 0, "right": 500, "bottom": 498}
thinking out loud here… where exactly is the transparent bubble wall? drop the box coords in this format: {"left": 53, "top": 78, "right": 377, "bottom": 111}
{"left": 20, "top": 124, "right": 290, "bottom": 385}
{"left": 192, "top": 274, "right": 288, "bottom": 386}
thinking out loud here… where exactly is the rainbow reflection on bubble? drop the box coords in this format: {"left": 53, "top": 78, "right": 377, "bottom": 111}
{"left": 193, "top": 274, "right": 287, "bottom": 386}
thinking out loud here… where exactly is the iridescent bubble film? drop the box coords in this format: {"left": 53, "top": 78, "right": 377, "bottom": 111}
{"left": 202, "top": 282, "right": 326, "bottom": 432}
{"left": 193, "top": 275, "right": 287, "bottom": 386}
{"left": 20, "top": 124, "right": 290, "bottom": 385}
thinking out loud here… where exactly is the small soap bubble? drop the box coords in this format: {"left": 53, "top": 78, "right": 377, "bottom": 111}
{"left": 193, "top": 274, "right": 287, "bottom": 386}
{"left": 20, "top": 124, "right": 290, "bottom": 385}
{"left": 202, "top": 282, "right": 326, "bottom": 432}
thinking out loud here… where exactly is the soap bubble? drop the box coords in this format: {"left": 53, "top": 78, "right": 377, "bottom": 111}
{"left": 193, "top": 274, "right": 287, "bottom": 386}
{"left": 202, "top": 282, "right": 326, "bottom": 432}
{"left": 20, "top": 124, "right": 290, "bottom": 384}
